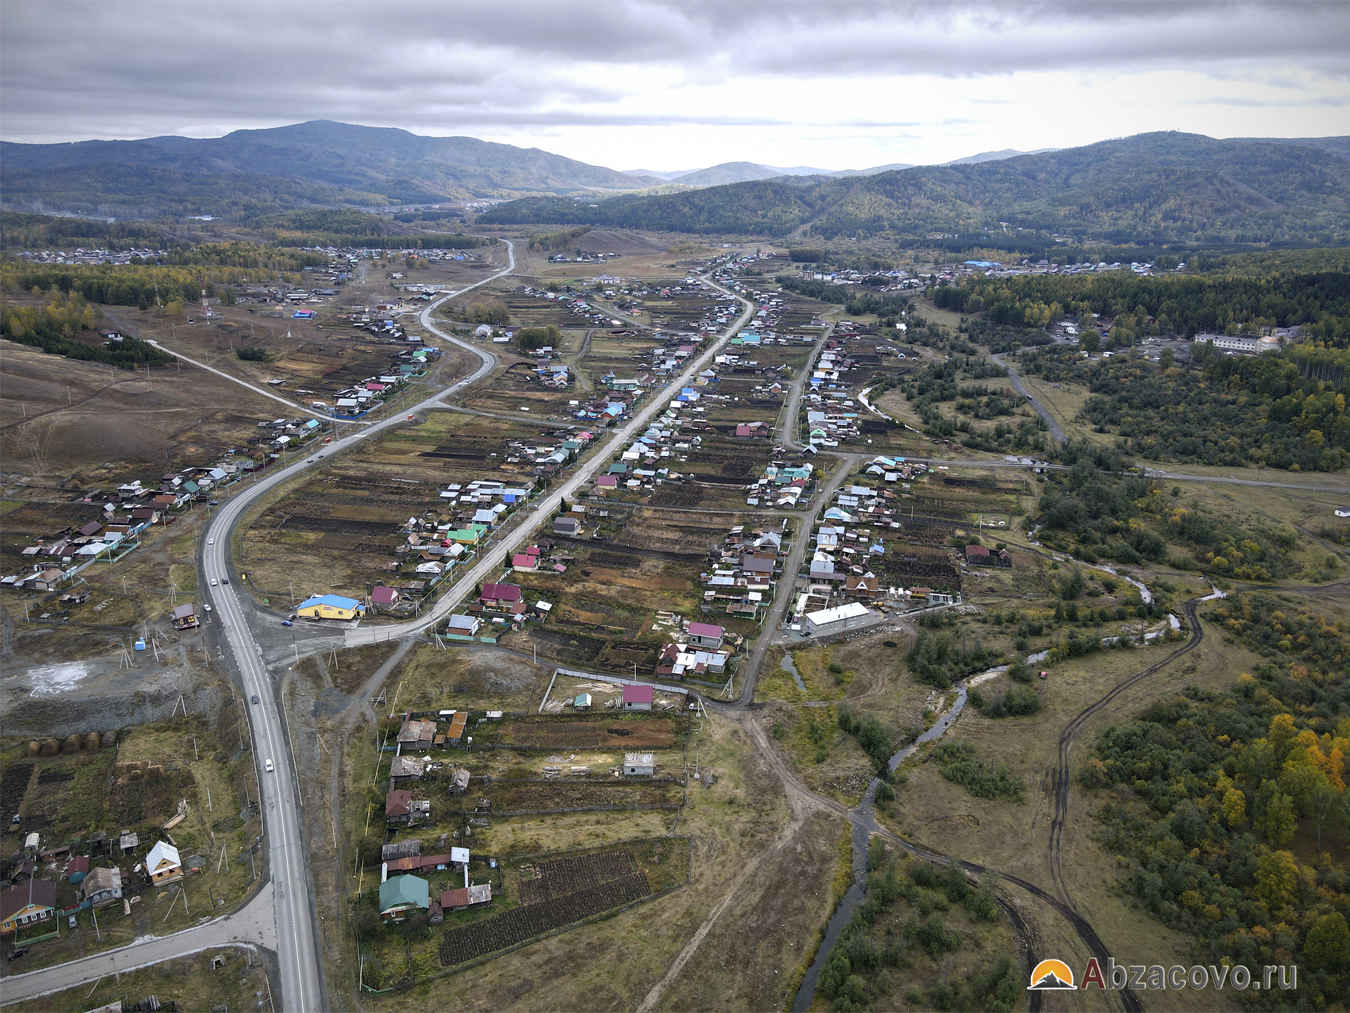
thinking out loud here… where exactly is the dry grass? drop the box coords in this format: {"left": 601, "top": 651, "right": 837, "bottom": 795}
{"left": 878, "top": 612, "right": 1266, "bottom": 1011}
{"left": 4, "top": 947, "right": 273, "bottom": 1013}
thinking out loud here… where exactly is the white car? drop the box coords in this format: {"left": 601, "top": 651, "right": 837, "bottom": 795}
{"left": 264, "top": 758, "right": 274, "bottom": 773}
{"left": 210, "top": 578, "right": 218, "bottom": 586}
{"left": 203, "top": 603, "right": 212, "bottom": 613}
{"left": 208, "top": 538, "right": 215, "bottom": 545}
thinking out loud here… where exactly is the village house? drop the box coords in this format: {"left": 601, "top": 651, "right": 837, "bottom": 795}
{"left": 146, "top": 840, "right": 183, "bottom": 885}
{"left": 82, "top": 866, "right": 123, "bottom": 907}
{"left": 379, "top": 874, "right": 429, "bottom": 921}
{"left": 446, "top": 614, "right": 481, "bottom": 638}
{"left": 479, "top": 583, "right": 523, "bottom": 608}
{"left": 965, "top": 544, "right": 1012, "bottom": 568}
{"left": 397, "top": 718, "right": 437, "bottom": 750}
{"left": 389, "top": 755, "right": 426, "bottom": 784}
{"left": 370, "top": 586, "right": 400, "bottom": 610}
{"left": 0, "top": 877, "right": 58, "bottom": 936}
{"left": 384, "top": 789, "right": 431, "bottom": 827}
{"left": 622, "top": 684, "right": 654, "bottom": 712}
{"left": 686, "top": 622, "right": 725, "bottom": 649}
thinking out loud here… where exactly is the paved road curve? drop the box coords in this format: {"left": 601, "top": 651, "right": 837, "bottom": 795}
{"left": 2, "top": 242, "right": 518, "bottom": 1011}
{"left": 196, "top": 240, "right": 517, "bottom": 1011}
{"left": 1, "top": 885, "right": 277, "bottom": 1005}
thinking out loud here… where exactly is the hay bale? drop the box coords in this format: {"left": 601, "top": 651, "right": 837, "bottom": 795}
{"left": 62, "top": 734, "right": 83, "bottom": 754}
{"left": 101, "top": 731, "right": 118, "bottom": 749}
{"left": 28, "top": 741, "right": 40, "bottom": 756}
{"left": 39, "top": 738, "right": 60, "bottom": 756}
{"left": 85, "top": 732, "right": 102, "bottom": 751}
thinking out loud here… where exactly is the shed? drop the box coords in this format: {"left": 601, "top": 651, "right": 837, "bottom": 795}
{"left": 623, "top": 752, "right": 655, "bottom": 776}
{"left": 573, "top": 693, "right": 592, "bottom": 711}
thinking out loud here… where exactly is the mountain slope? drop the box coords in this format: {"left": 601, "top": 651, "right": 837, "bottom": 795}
{"left": 0, "top": 120, "right": 655, "bottom": 218}
{"left": 480, "top": 132, "right": 1350, "bottom": 245}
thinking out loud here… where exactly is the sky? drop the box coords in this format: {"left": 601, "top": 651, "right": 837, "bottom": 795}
{"left": 3, "top": 0, "right": 1348, "bottom": 171}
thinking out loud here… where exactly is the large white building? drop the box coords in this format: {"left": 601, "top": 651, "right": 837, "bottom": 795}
{"left": 1192, "top": 333, "right": 1280, "bottom": 355}
{"left": 804, "top": 601, "right": 876, "bottom": 636}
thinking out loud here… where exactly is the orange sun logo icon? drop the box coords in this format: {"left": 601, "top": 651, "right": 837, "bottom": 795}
{"left": 1028, "top": 958, "right": 1077, "bottom": 990}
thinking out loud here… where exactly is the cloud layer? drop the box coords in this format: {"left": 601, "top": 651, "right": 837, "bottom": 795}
{"left": 3, "top": 1, "right": 1347, "bottom": 168}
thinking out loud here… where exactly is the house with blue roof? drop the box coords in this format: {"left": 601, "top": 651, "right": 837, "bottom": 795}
{"left": 295, "top": 594, "right": 366, "bottom": 621}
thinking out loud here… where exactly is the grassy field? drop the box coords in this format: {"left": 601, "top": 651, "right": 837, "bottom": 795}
{"left": 3, "top": 947, "right": 274, "bottom": 1013}
{"left": 878, "top": 611, "right": 1267, "bottom": 1011}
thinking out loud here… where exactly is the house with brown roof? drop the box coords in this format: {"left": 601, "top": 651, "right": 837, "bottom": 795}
{"left": 964, "top": 544, "right": 1011, "bottom": 568}
{"left": 82, "top": 866, "right": 123, "bottom": 908}
{"left": 844, "top": 573, "right": 882, "bottom": 600}
{"left": 0, "top": 877, "right": 57, "bottom": 935}
{"left": 397, "top": 718, "right": 437, "bottom": 750}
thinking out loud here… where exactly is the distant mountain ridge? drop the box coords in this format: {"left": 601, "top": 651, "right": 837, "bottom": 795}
{"left": 0, "top": 120, "right": 656, "bottom": 218}
{"left": 481, "top": 132, "right": 1350, "bottom": 245}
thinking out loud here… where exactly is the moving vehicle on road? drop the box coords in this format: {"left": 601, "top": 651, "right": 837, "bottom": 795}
{"left": 264, "top": 758, "right": 274, "bottom": 773}
{"left": 251, "top": 694, "right": 260, "bottom": 704}
{"left": 210, "top": 578, "right": 217, "bottom": 586}
{"left": 282, "top": 619, "right": 293, "bottom": 627}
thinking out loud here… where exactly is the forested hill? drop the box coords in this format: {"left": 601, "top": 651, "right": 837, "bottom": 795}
{"left": 480, "top": 132, "right": 1350, "bottom": 245}
{"left": 0, "top": 120, "right": 658, "bottom": 219}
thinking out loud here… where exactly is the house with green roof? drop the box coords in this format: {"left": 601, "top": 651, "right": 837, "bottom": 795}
{"left": 379, "top": 874, "right": 429, "bottom": 921}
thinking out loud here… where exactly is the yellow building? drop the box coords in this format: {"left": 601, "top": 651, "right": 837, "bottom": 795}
{"left": 295, "top": 594, "right": 366, "bottom": 621}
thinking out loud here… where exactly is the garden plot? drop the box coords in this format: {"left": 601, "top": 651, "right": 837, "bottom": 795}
{"left": 504, "top": 508, "right": 772, "bottom": 674}
{"left": 432, "top": 838, "right": 688, "bottom": 970}
{"left": 241, "top": 411, "right": 558, "bottom": 600}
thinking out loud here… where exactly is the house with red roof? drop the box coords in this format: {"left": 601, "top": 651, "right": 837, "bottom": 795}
{"left": 686, "top": 622, "right": 724, "bottom": 649}
{"left": 480, "top": 583, "right": 523, "bottom": 607}
{"left": 621, "top": 684, "right": 653, "bottom": 711}
{"left": 512, "top": 546, "right": 541, "bottom": 572}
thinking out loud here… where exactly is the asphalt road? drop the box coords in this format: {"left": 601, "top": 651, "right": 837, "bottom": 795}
{"left": 195, "top": 240, "right": 517, "bottom": 1010}
{"left": 1, "top": 884, "right": 277, "bottom": 1005}
{"left": 1, "top": 244, "right": 520, "bottom": 1011}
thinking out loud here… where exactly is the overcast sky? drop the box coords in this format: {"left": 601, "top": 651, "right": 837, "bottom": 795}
{"left": 3, "top": 1, "right": 1348, "bottom": 171}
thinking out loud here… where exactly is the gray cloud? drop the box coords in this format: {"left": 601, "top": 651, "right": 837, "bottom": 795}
{"left": 1, "top": 0, "right": 1347, "bottom": 158}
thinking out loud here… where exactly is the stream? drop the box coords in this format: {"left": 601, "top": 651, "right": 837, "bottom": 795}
{"left": 780, "top": 653, "right": 807, "bottom": 693}
{"left": 792, "top": 560, "right": 1176, "bottom": 1010}
{"left": 792, "top": 684, "right": 970, "bottom": 1011}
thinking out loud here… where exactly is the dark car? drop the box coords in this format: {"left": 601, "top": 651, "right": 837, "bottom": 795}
{"left": 222, "top": 576, "right": 229, "bottom": 584}
{"left": 251, "top": 694, "right": 260, "bottom": 704}
{"left": 281, "top": 619, "right": 293, "bottom": 627}
{"left": 208, "top": 500, "right": 219, "bottom": 506}
{"left": 8, "top": 948, "right": 29, "bottom": 961}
